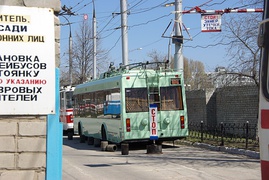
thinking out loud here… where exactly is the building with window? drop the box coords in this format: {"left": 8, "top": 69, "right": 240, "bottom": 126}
{"left": 206, "top": 67, "right": 256, "bottom": 88}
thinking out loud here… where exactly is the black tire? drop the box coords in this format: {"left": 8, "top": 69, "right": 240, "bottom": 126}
{"left": 78, "top": 124, "right": 86, "bottom": 143}
{"left": 101, "top": 126, "right": 107, "bottom": 141}
{"left": 80, "top": 135, "right": 86, "bottom": 143}
{"left": 67, "top": 130, "right": 73, "bottom": 140}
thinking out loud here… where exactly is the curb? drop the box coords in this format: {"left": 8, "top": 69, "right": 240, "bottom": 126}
{"left": 178, "top": 141, "right": 260, "bottom": 159}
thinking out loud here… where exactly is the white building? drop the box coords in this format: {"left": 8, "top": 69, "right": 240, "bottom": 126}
{"left": 206, "top": 67, "right": 256, "bottom": 88}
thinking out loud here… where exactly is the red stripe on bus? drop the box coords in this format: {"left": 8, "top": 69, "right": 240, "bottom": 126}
{"left": 261, "top": 160, "right": 269, "bottom": 180}
{"left": 261, "top": 110, "right": 269, "bottom": 129}
{"left": 66, "top": 109, "right": 73, "bottom": 112}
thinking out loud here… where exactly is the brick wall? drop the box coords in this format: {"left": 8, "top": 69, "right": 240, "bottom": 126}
{"left": 0, "top": 117, "right": 46, "bottom": 179}
{"left": 0, "top": 1, "right": 60, "bottom": 180}
{"left": 186, "top": 90, "right": 207, "bottom": 124}
{"left": 186, "top": 85, "right": 259, "bottom": 126}
{"left": 216, "top": 86, "right": 258, "bottom": 125}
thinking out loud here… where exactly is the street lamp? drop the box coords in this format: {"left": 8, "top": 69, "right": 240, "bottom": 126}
{"left": 163, "top": 2, "right": 175, "bottom": 7}
{"left": 128, "top": 48, "right": 142, "bottom": 63}
{"left": 61, "top": 16, "right": 73, "bottom": 86}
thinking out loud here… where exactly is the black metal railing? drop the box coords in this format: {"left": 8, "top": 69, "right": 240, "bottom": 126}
{"left": 187, "top": 121, "right": 259, "bottom": 151}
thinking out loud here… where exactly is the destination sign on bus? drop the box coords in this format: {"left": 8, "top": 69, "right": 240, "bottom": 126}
{"left": 171, "top": 78, "right": 181, "bottom": 85}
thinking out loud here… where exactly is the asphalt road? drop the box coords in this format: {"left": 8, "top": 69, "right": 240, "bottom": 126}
{"left": 62, "top": 136, "right": 261, "bottom": 180}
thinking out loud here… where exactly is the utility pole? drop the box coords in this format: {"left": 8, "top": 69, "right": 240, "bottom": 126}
{"left": 60, "top": 6, "right": 75, "bottom": 86}
{"left": 92, "top": 0, "right": 97, "bottom": 79}
{"left": 168, "top": 32, "right": 172, "bottom": 68}
{"left": 69, "top": 26, "right": 73, "bottom": 86}
{"left": 174, "top": 0, "right": 183, "bottom": 72}
{"left": 61, "top": 15, "right": 73, "bottom": 86}
{"left": 120, "top": 0, "right": 129, "bottom": 66}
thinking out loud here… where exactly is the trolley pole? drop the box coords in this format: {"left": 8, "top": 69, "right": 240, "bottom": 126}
{"left": 92, "top": 0, "right": 97, "bottom": 79}
{"left": 120, "top": 0, "right": 129, "bottom": 66}
{"left": 174, "top": 0, "right": 183, "bottom": 72}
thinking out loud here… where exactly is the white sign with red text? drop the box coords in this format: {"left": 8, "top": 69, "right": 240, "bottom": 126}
{"left": 201, "top": 14, "right": 222, "bottom": 32}
{"left": 150, "top": 104, "right": 158, "bottom": 140}
{"left": 0, "top": 6, "right": 55, "bottom": 114}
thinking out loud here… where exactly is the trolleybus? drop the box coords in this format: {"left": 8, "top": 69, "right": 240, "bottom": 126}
{"left": 258, "top": 1, "right": 269, "bottom": 179}
{"left": 72, "top": 61, "right": 188, "bottom": 145}
{"left": 60, "top": 85, "right": 75, "bottom": 140}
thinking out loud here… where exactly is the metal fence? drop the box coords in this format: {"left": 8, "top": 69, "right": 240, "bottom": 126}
{"left": 188, "top": 121, "right": 259, "bottom": 150}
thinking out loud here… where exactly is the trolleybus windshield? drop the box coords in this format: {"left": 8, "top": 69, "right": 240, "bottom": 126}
{"left": 66, "top": 91, "right": 73, "bottom": 108}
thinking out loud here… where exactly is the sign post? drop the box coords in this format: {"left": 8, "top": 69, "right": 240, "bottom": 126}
{"left": 149, "top": 104, "right": 158, "bottom": 140}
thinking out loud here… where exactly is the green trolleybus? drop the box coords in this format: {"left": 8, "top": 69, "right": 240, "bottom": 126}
{"left": 72, "top": 62, "right": 188, "bottom": 144}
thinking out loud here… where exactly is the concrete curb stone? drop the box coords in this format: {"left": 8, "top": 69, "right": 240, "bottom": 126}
{"left": 178, "top": 141, "right": 260, "bottom": 159}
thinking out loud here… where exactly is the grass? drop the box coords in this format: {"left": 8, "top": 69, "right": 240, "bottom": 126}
{"left": 174, "top": 134, "right": 260, "bottom": 152}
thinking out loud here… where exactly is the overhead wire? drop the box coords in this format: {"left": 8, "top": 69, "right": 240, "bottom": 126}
{"left": 182, "top": 0, "right": 263, "bottom": 51}
{"left": 61, "top": 0, "right": 260, "bottom": 62}
{"left": 130, "top": 0, "right": 170, "bottom": 14}
{"left": 69, "top": 0, "right": 86, "bottom": 11}
{"left": 129, "top": 13, "right": 172, "bottom": 28}
{"left": 96, "top": 0, "right": 175, "bottom": 52}
{"left": 204, "top": 0, "right": 228, "bottom": 7}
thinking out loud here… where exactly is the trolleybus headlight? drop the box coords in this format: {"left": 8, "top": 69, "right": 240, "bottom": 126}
{"left": 141, "top": 118, "right": 148, "bottom": 126}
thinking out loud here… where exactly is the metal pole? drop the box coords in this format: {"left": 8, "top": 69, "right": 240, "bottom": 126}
{"left": 168, "top": 33, "right": 172, "bottom": 68}
{"left": 69, "top": 28, "right": 73, "bottom": 86}
{"left": 62, "top": 16, "right": 73, "bottom": 86}
{"left": 246, "top": 121, "right": 249, "bottom": 149}
{"left": 220, "top": 122, "right": 224, "bottom": 146}
{"left": 201, "top": 121, "right": 204, "bottom": 143}
{"left": 120, "top": 0, "right": 129, "bottom": 66}
{"left": 92, "top": 0, "right": 97, "bottom": 79}
{"left": 174, "top": 0, "right": 183, "bottom": 72}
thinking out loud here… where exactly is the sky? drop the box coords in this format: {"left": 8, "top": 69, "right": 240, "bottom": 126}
{"left": 59, "top": 0, "right": 263, "bottom": 73}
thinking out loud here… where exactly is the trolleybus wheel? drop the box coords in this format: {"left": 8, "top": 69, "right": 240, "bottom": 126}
{"left": 78, "top": 124, "right": 86, "bottom": 143}
{"left": 67, "top": 130, "right": 73, "bottom": 140}
{"left": 80, "top": 135, "right": 86, "bottom": 143}
{"left": 101, "top": 126, "right": 107, "bottom": 141}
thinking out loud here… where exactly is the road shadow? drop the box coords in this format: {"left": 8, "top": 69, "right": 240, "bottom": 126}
{"left": 63, "top": 136, "right": 179, "bottom": 152}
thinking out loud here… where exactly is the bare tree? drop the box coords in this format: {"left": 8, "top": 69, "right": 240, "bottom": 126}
{"left": 146, "top": 50, "right": 168, "bottom": 69}
{"left": 60, "top": 67, "right": 70, "bottom": 86}
{"left": 184, "top": 58, "right": 209, "bottom": 90}
{"left": 146, "top": 50, "right": 208, "bottom": 90}
{"left": 61, "top": 20, "right": 107, "bottom": 85}
{"left": 220, "top": 0, "right": 263, "bottom": 86}
{"left": 147, "top": 50, "right": 167, "bottom": 62}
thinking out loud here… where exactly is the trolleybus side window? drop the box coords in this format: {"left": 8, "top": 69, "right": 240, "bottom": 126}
{"left": 74, "top": 88, "right": 120, "bottom": 117}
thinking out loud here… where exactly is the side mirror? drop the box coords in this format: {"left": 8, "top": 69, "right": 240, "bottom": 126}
{"left": 257, "top": 19, "right": 269, "bottom": 48}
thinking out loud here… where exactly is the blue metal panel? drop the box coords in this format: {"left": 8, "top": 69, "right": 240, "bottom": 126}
{"left": 104, "top": 101, "right": 121, "bottom": 115}
{"left": 46, "top": 68, "right": 62, "bottom": 180}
